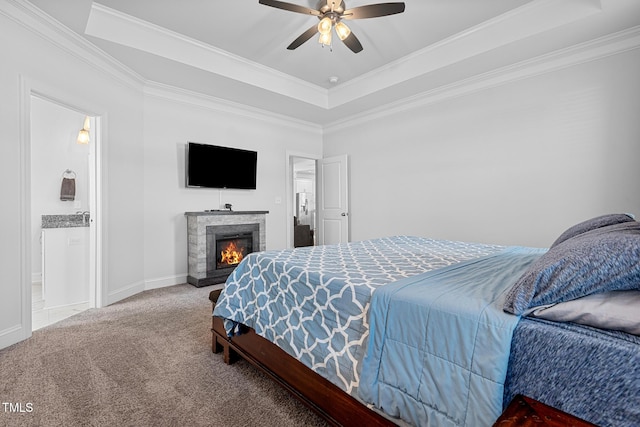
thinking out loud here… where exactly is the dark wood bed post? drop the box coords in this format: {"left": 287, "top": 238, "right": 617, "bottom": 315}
{"left": 209, "top": 289, "right": 396, "bottom": 427}
{"left": 210, "top": 289, "right": 236, "bottom": 363}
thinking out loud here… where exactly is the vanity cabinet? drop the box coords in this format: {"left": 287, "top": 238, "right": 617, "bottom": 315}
{"left": 41, "top": 227, "right": 89, "bottom": 308}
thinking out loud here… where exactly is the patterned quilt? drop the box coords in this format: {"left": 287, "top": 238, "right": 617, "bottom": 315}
{"left": 212, "top": 236, "right": 503, "bottom": 395}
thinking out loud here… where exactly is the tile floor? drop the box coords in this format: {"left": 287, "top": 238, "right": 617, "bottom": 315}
{"left": 32, "top": 283, "right": 89, "bottom": 330}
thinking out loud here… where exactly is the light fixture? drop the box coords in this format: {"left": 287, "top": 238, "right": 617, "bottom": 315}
{"left": 317, "top": 16, "right": 332, "bottom": 35}
{"left": 76, "top": 116, "right": 90, "bottom": 145}
{"left": 317, "top": 16, "right": 351, "bottom": 48}
{"left": 318, "top": 31, "right": 332, "bottom": 46}
{"left": 334, "top": 21, "right": 351, "bottom": 41}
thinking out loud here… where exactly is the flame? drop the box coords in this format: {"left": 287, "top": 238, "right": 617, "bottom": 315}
{"left": 220, "top": 241, "right": 245, "bottom": 265}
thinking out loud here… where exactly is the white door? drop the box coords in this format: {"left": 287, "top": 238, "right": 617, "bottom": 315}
{"left": 317, "top": 154, "right": 349, "bottom": 245}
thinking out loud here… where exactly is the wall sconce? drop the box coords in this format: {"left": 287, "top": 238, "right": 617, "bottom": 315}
{"left": 77, "top": 116, "right": 90, "bottom": 145}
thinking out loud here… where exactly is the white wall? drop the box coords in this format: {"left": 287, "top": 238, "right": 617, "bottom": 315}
{"left": 0, "top": 2, "right": 323, "bottom": 349}
{"left": 30, "top": 97, "right": 90, "bottom": 279}
{"left": 324, "top": 48, "right": 640, "bottom": 248}
{"left": 0, "top": 4, "right": 144, "bottom": 347}
{"left": 3, "top": 1, "right": 639, "bottom": 351}
{"left": 142, "top": 93, "right": 322, "bottom": 289}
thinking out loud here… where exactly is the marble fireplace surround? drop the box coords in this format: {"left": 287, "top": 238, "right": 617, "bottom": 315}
{"left": 185, "top": 211, "right": 268, "bottom": 287}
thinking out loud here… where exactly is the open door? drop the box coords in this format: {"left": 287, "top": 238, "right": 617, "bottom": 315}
{"left": 317, "top": 154, "right": 349, "bottom": 245}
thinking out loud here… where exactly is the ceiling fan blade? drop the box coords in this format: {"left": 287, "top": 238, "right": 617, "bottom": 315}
{"left": 341, "top": 31, "right": 363, "bottom": 53}
{"left": 287, "top": 25, "right": 318, "bottom": 50}
{"left": 258, "top": 0, "right": 321, "bottom": 16}
{"left": 343, "top": 2, "right": 405, "bottom": 19}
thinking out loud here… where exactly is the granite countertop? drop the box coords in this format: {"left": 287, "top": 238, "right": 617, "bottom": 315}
{"left": 42, "top": 214, "right": 90, "bottom": 228}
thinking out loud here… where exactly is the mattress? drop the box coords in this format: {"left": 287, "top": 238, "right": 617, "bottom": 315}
{"left": 505, "top": 317, "right": 640, "bottom": 427}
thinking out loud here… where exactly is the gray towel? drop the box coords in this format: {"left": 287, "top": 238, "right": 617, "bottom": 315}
{"left": 60, "top": 177, "right": 75, "bottom": 201}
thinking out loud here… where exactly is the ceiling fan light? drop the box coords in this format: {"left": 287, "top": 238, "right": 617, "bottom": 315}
{"left": 334, "top": 21, "right": 351, "bottom": 40}
{"left": 318, "top": 31, "right": 332, "bottom": 46}
{"left": 317, "top": 16, "right": 332, "bottom": 35}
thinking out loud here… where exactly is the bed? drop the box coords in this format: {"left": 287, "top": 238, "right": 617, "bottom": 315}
{"left": 211, "top": 215, "right": 640, "bottom": 426}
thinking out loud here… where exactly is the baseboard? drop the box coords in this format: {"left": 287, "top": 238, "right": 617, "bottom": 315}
{"left": 105, "top": 280, "right": 145, "bottom": 306}
{"left": 105, "top": 276, "right": 194, "bottom": 306}
{"left": 0, "top": 324, "right": 28, "bottom": 350}
{"left": 144, "top": 275, "right": 188, "bottom": 291}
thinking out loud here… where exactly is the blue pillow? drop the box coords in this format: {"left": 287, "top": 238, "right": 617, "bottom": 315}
{"left": 550, "top": 213, "right": 635, "bottom": 248}
{"left": 504, "top": 221, "right": 640, "bottom": 315}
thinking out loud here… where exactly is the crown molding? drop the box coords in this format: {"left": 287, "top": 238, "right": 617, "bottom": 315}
{"left": 1, "top": 0, "right": 321, "bottom": 133}
{"left": 324, "top": 25, "right": 640, "bottom": 134}
{"left": 85, "top": 2, "right": 328, "bottom": 109}
{"left": 5, "top": 0, "right": 637, "bottom": 136}
{"left": 328, "top": 0, "right": 602, "bottom": 109}
{"left": 143, "top": 81, "right": 323, "bottom": 135}
{"left": 0, "top": 0, "right": 145, "bottom": 91}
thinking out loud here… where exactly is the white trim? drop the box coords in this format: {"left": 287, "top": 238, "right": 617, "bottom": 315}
{"left": 85, "top": 2, "right": 327, "bottom": 108}
{"left": 105, "top": 281, "right": 145, "bottom": 306}
{"left": 96, "top": 116, "right": 109, "bottom": 309}
{"left": 144, "top": 81, "right": 323, "bottom": 135}
{"left": 0, "top": 0, "right": 321, "bottom": 132}
{"left": 144, "top": 275, "right": 188, "bottom": 291}
{"left": 0, "top": 324, "right": 24, "bottom": 349}
{"left": 88, "top": 115, "right": 104, "bottom": 309}
{"left": 329, "top": 0, "right": 602, "bottom": 108}
{"left": 0, "top": 0, "right": 144, "bottom": 91}
{"left": 325, "top": 25, "right": 640, "bottom": 134}
{"left": 286, "top": 151, "right": 322, "bottom": 249}
{"left": 5, "top": 0, "right": 633, "bottom": 136}
{"left": 17, "top": 77, "right": 106, "bottom": 345}
{"left": 18, "top": 74, "right": 32, "bottom": 344}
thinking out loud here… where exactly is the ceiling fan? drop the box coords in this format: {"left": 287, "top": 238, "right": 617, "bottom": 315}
{"left": 258, "top": 0, "right": 406, "bottom": 53}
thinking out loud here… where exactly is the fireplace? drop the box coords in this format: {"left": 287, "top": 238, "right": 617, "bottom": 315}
{"left": 185, "top": 210, "right": 268, "bottom": 287}
{"left": 205, "top": 223, "right": 260, "bottom": 284}
{"left": 215, "top": 232, "right": 253, "bottom": 270}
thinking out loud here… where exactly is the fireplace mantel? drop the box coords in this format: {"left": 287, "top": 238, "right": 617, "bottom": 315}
{"left": 185, "top": 210, "right": 268, "bottom": 287}
{"left": 185, "top": 210, "right": 269, "bottom": 217}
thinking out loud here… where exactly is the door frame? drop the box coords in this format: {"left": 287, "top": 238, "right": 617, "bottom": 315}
{"left": 286, "top": 151, "right": 321, "bottom": 249}
{"left": 19, "top": 77, "right": 104, "bottom": 342}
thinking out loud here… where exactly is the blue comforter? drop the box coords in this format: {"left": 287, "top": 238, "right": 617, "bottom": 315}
{"left": 212, "top": 236, "right": 504, "bottom": 395}
{"left": 359, "top": 247, "right": 545, "bottom": 427}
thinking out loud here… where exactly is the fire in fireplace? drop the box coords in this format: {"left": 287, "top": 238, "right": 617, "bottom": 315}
{"left": 216, "top": 233, "right": 253, "bottom": 270}
{"left": 204, "top": 222, "right": 260, "bottom": 285}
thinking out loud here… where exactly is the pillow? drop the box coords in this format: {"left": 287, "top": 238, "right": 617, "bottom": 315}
{"left": 504, "top": 221, "right": 640, "bottom": 315}
{"left": 550, "top": 213, "right": 635, "bottom": 248}
{"left": 528, "top": 290, "right": 640, "bottom": 336}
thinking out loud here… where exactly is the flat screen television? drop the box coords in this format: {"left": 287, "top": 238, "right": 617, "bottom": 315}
{"left": 186, "top": 142, "right": 257, "bottom": 189}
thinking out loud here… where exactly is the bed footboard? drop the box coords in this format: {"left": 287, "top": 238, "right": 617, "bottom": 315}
{"left": 209, "top": 290, "right": 395, "bottom": 427}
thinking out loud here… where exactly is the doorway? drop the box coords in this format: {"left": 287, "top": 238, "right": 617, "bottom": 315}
{"left": 292, "top": 157, "right": 317, "bottom": 247}
{"left": 29, "top": 95, "right": 100, "bottom": 330}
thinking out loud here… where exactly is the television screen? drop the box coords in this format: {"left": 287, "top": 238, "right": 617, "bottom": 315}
{"left": 186, "top": 142, "right": 257, "bottom": 189}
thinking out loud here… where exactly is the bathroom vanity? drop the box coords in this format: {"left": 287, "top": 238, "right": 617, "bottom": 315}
{"left": 41, "top": 214, "right": 90, "bottom": 309}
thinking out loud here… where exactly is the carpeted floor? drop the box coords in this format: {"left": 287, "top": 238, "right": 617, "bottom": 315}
{"left": 0, "top": 284, "right": 328, "bottom": 427}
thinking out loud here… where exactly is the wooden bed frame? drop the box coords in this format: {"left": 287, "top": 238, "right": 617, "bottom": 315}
{"left": 209, "top": 289, "right": 395, "bottom": 427}
{"left": 209, "top": 290, "right": 600, "bottom": 427}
